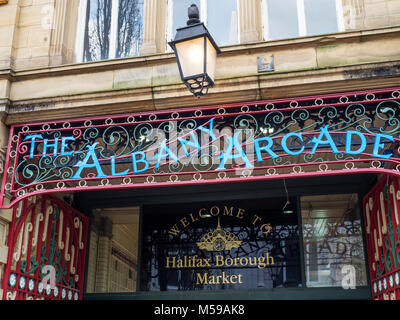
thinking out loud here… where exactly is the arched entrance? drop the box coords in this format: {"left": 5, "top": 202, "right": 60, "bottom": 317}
{"left": 0, "top": 87, "right": 399, "bottom": 299}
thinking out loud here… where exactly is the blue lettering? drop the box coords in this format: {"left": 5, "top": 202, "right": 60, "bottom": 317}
{"left": 197, "top": 118, "right": 217, "bottom": 141}
{"left": 152, "top": 140, "right": 179, "bottom": 169}
{"left": 60, "top": 136, "right": 75, "bottom": 156}
{"left": 217, "top": 131, "right": 253, "bottom": 170}
{"left": 254, "top": 137, "right": 279, "bottom": 161}
{"left": 110, "top": 155, "right": 129, "bottom": 177}
{"left": 71, "top": 143, "right": 106, "bottom": 179}
{"left": 132, "top": 151, "right": 149, "bottom": 174}
{"left": 372, "top": 134, "right": 394, "bottom": 159}
{"left": 24, "top": 134, "right": 44, "bottom": 159}
{"left": 310, "top": 125, "right": 339, "bottom": 154}
{"left": 42, "top": 138, "right": 59, "bottom": 157}
{"left": 281, "top": 132, "right": 305, "bottom": 156}
{"left": 345, "top": 131, "right": 366, "bottom": 155}
{"left": 178, "top": 131, "right": 201, "bottom": 157}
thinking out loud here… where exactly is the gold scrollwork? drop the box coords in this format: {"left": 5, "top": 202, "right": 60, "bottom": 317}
{"left": 196, "top": 218, "right": 242, "bottom": 252}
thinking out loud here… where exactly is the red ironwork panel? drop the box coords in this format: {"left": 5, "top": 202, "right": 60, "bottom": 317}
{"left": 363, "top": 175, "right": 400, "bottom": 300}
{"left": 1, "top": 195, "right": 88, "bottom": 300}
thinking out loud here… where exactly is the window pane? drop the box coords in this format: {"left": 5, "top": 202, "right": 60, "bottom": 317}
{"left": 83, "top": 0, "right": 112, "bottom": 62}
{"left": 85, "top": 207, "right": 140, "bottom": 293}
{"left": 207, "top": 0, "right": 238, "bottom": 46}
{"left": 140, "top": 198, "right": 302, "bottom": 291}
{"left": 172, "top": 0, "right": 201, "bottom": 34}
{"left": 266, "top": 0, "right": 299, "bottom": 40}
{"left": 301, "top": 194, "right": 368, "bottom": 288}
{"left": 116, "top": 0, "right": 144, "bottom": 58}
{"left": 304, "top": 0, "right": 338, "bottom": 36}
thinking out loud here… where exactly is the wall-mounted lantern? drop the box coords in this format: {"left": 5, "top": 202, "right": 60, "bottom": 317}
{"left": 168, "top": 4, "right": 221, "bottom": 98}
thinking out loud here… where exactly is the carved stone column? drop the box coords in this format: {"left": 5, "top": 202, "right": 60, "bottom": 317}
{"left": 238, "top": 0, "right": 262, "bottom": 43}
{"left": 341, "top": 0, "right": 366, "bottom": 30}
{"left": 50, "top": 0, "right": 80, "bottom": 65}
{"left": 140, "top": 0, "right": 167, "bottom": 55}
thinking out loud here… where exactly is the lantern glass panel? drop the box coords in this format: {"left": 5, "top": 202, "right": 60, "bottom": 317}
{"left": 175, "top": 36, "right": 205, "bottom": 79}
{"left": 175, "top": 36, "right": 217, "bottom": 82}
{"left": 205, "top": 37, "right": 217, "bottom": 82}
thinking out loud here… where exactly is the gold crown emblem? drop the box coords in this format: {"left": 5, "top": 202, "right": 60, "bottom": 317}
{"left": 196, "top": 218, "right": 242, "bottom": 252}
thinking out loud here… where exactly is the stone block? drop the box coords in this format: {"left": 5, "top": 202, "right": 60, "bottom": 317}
{"left": 28, "top": 26, "right": 51, "bottom": 47}
{"left": 0, "top": 25, "right": 14, "bottom": 47}
{"left": 0, "top": 80, "right": 10, "bottom": 99}
{"left": 14, "top": 26, "right": 30, "bottom": 48}
{"left": 18, "top": 5, "right": 46, "bottom": 27}
{"left": 0, "top": 208, "right": 12, "bottom": 222}
{"left": 387, "top": 0, "right": 400, "bottom": 14}
{"left": 389, "top": 13, "right": 400, "bottom": 25}
{"left": 0, "top": 246, "right": 8, "bottom": 264}
{"left": 316, "top": 36, "right": 400, "bottom": 68}
{"left": 113, "top": 67, "right": 152, "bottom": 90}
{"left": 364, "top": 1, "right": 389, "bottom": 18}
{"left": 0, "top": 4, "right": 19, "bottom": 27}
{"left": 151, "top": 62, "right": 181, "bottom": 86}
{"left": 365, "top": 16, "right": 390, "bottom": 28}
{"left": 10, "top": 70, "right": 115, "bottom": 100}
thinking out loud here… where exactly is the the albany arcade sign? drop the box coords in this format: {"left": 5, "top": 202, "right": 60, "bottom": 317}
{"left": 1, "top": 87, "right": 400, "bottom": 208}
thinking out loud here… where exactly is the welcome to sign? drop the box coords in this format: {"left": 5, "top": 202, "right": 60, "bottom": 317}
{"left": 1, "top": 88, "right": 400, "bottom": 207}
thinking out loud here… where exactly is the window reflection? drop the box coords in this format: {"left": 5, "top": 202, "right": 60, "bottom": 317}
{"left": 207, "top": 0, "right": 238, "bottom": 46}
{"left": 140, "top": 198, "right": 302, "bottom": 291}
{"left": 266, "top": 0, "right": 299, "bottom": 40}
{"left": 304, "top": 0, "right": 338, "bottom": 36}
{"left": 170, "top": 0, "right": 238, "bottom": 47}
{"left": 264, "top": 0, "right": 341, "bottom": 40}
{"left": 301, "top": 194, "right": 367, "bottom": 287}
{"left": 83, "top": 0, "right": 144, "bottom": 62}
{"left": 172, "top": 0, "right": 201, "bottom": 36}
{"left": 84, "top": 0, "right": 112, "bottom": 62}
{"left": 116, "top": 0, "right": 144, "bottom": 58}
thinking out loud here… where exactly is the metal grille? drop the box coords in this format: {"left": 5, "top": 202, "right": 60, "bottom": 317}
{"left": 1, "top": 194, "right": 89, "bottom": 300}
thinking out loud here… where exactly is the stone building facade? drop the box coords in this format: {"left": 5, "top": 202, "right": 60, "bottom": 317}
{"left": 0, "top": 0, "right": 399, "bottom": 300}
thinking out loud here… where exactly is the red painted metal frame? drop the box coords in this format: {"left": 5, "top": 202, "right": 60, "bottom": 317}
{"left": 363, "top": 175, "right": 400, "bottom": 300}
{"left": 1, "top": 194, "right": 89, "bottom": 300}
{"left": 1, "top": 87, "right": 400, "bottom": 210}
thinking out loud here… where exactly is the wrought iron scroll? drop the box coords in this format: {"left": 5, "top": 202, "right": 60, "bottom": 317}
{"left": 1, "top": 87, "right": 400, "bottom": 208}
{"left": 1, "top": 194, "right": 89, "bottom": 300}
{"left": 363, "top": 175, "right": 400, "bottom": 300}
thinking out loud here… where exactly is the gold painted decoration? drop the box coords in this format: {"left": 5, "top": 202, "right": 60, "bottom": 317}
{"left": 196, "top": 218, "right": 242, "bottom": 252}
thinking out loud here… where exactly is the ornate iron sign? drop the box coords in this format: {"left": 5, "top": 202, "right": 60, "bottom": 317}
{"left": 1, "top": 87, "right": 400, "bottom": 208}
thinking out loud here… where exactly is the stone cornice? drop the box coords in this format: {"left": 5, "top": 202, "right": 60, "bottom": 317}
{"left": 4, "top": 60, "right": 400, "bottom": 125}
{"left": 1, "top": 26, "right": 400, "bottom": 125}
